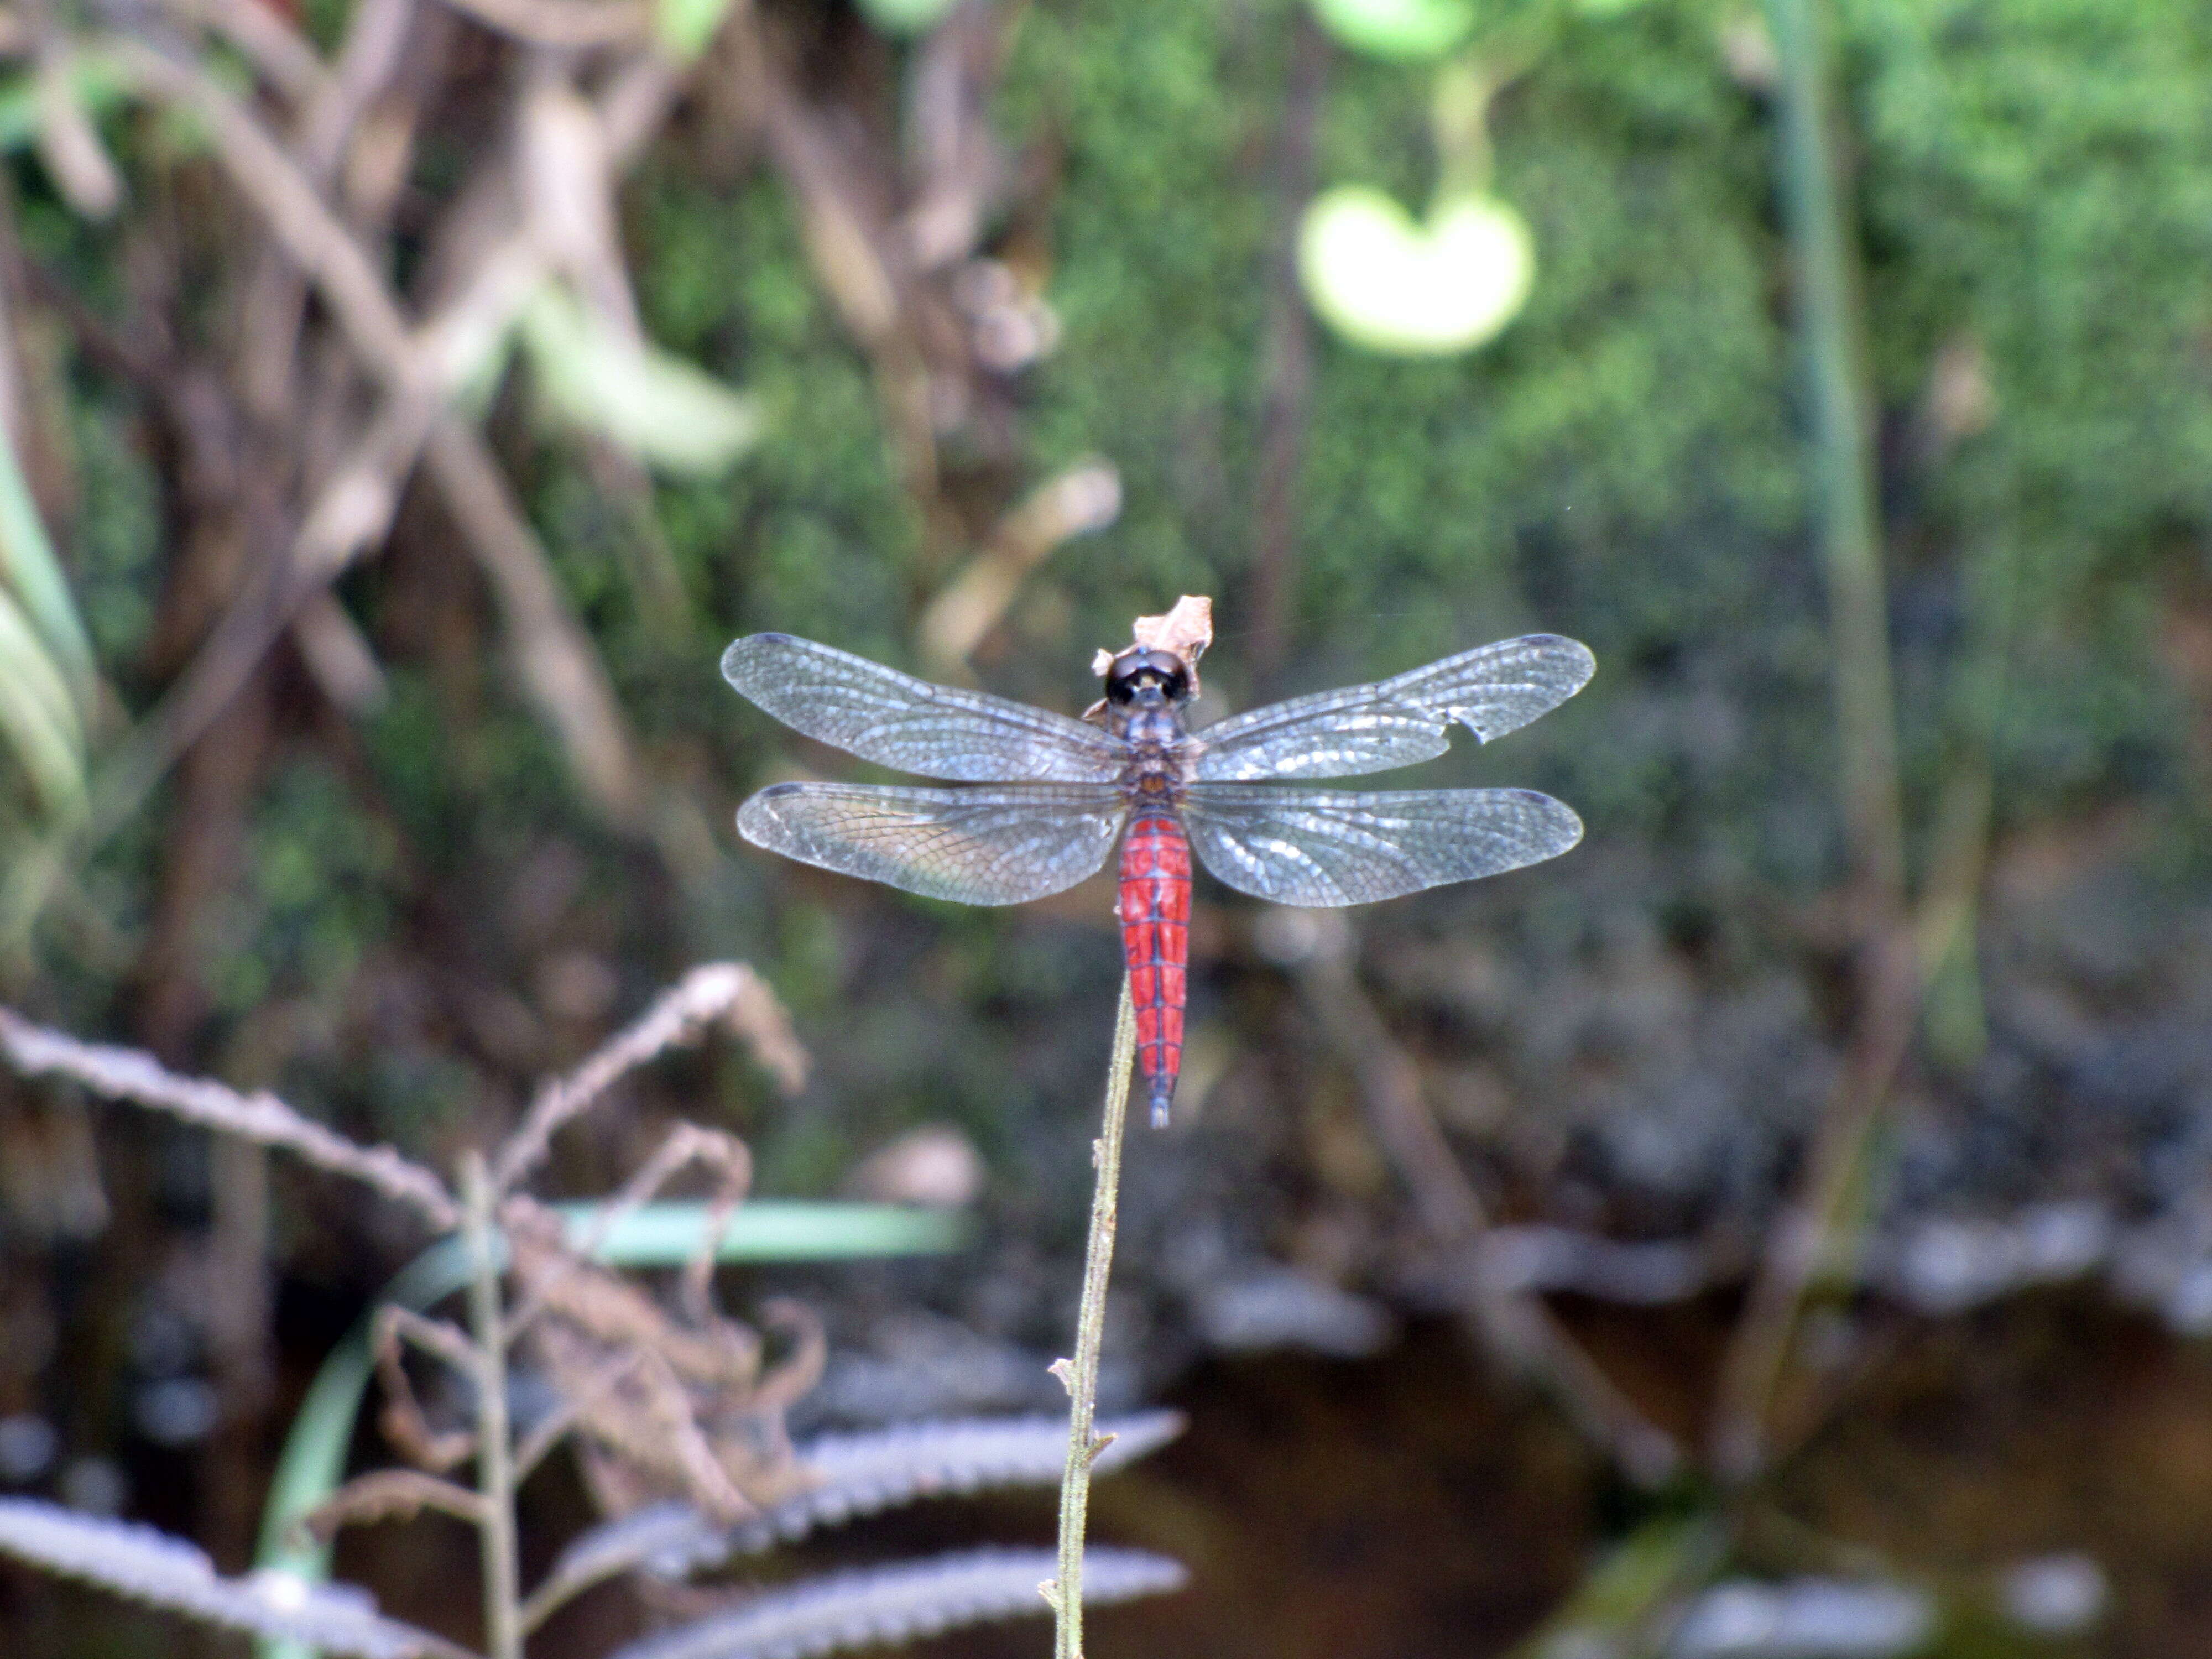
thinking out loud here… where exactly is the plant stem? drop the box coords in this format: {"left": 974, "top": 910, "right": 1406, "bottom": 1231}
{"left": 1765, "top": 0, "right": 1904, "bottom": 908}
{"left": 1710, "top": 0, "right": 1913, "bottom": 1485}
{"left": 461, "top": 1154, "right": 523, "bottom": 1659}
{"left": 1048, "top": 977, "right": 1138, "bottom": 1659}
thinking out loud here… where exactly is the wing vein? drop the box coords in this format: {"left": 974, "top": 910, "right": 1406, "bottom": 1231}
{"left": 1180, "top": 786, "right": 1583, "bottom": 906}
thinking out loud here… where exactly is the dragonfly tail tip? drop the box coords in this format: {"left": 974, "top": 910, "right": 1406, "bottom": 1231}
{"left": 1149, "top": 1091, "right": 1171, "bottom": 1129}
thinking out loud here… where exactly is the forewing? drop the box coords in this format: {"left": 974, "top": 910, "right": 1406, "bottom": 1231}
{"left": 738, "top": 782, "right": 1128, "bottom": 905}
{"left": 1192, "top": 634, "right": 1595, "bottom": 781}
{"left": 1181, "top": 786, "right": 1583, "bottom": 907}
{"left": 723, "top": 634, "right": 1125, "bottom": 783}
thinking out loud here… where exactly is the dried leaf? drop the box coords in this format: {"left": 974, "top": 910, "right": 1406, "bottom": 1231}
{"left": 1093, "top": 594, "right": 1214, "bottom": 691}
{"left": 1130, "top": 595, "right": 1214, "bottom": 665}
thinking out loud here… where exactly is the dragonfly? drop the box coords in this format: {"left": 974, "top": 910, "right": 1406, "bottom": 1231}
{"left": 722, "top": 626, "right": 1594, "bottom": 1127}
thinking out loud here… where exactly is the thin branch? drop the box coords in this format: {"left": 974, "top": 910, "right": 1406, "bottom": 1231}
{"left": 915, "top": 462, "right": 1123, "bottom": 680}
{"left": 421, "top": 423, "right": 642, "bottom": 818}
{"left": 1707, "top": 922, "right": 1920, "bottom": 1481}
{"left": 64, "top": 39, "right": 665, "bottom": 863}
{"left": 373, "top": 1306, "right": 482, "bottom": 1472}
{"left": 1292, "top": 923, "right": 1680, "bottom": 1488}
{"left": 108, "top": 38, "right": 417, "bottom": 371}
{"left": 157, "top": 0, "right": 334, "bottom": 107}
{"left": 378, "top": 1303, "right": 483, "bottom": 1381}
{"left": 435, "top": 0, "right": 649, "bottom": 47}
{"left": 494, "top": 962, "right": 806, "bottom": 1193}
{"left": 1042, "top": 978, "right": 1136, "bottom": 1659}
{"left": 462, "top": 1155, "right": 525, "bottom": 1659}
{"left": 0, "top": 1006, "right": 457, "bottom": 1228}
{"left": 237, "top": 0, "right": 421, "bottom": 418}
{"left": 302, "top": 1470, "right": 492, "bottom": 1540}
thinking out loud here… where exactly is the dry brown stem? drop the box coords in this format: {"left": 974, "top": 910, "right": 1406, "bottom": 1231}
{"left": 436, "top": 0, "right": 649, "bottom": 46}
{"left": 305, "top": 1469, "right": 492, "bottom": 1540}
{"left": 424, "top": 424, "right": 643, "bottom": 815}
{"left": 917, "top": 462, "right": 1123, "bottom": 677}
{"left": 1707, "top": 920, "right": 1920, "bottom": 1481}
{"left": 494, "top": 962, "right": 806, "bottom": 1194}
{"left": 158, "top": 0, "right": 335, "bottom": 108}
{"left": 374, "top": 1306, "right": 483, "bottom": 1472}
{"left": 499, "top": 1192, "right": 810, "bottom": 1528}
{"left": 0, "top": 1006, "right": 458, "bottom": 1228}
{"left": 71, "top": 35, "right": 676, "bottom": 851}
{"left": 1290, "top": 914, "right": 1681, "bottom": 1489}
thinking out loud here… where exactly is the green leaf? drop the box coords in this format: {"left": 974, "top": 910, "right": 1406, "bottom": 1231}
{"left": 1298, "top": 185, "right": 1534, "bottom": 356}
{"left": 0, "top": 53, "right": 127, "bottom": 155}
{"left": 1506, "top": 1514, "right": 1726, "bottom": 1659}
{"left": 0, "top": 414, "right": 95, "bottom": 698}
{"left": 855, "top": 0, "right": 961, "bottom": 35}
{"left": 518, "top": 286, "right": 763, "bottom": 477}
{"left": 654, "top": 0, "right": 735, "bottom": 62}
{"left": 1308, "top": 0, "right": 1474, "bottom": 61}
{"left": 554, "top": 1198, "right": 974, "bottom": 1262}
{"left": 0, "top": 585, "right": 85, "bottom": 820}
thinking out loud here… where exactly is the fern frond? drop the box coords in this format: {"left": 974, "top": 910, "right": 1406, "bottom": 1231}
{"left": 546, "top": 1410, "right": 1185, "bottom": 1597}
{"left": 605, "top": 1546, "right": 1186, "bottom": 1659}
{"left": 0, "top": 1498, "right": 467, "bottom": 1658}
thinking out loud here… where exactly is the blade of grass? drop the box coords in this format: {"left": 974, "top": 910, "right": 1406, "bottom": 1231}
{"left": 0, "top": 586, "right": 84, "bottom": 817}
{"left": 0, "top": 349, "right": 94, "bottom": 698}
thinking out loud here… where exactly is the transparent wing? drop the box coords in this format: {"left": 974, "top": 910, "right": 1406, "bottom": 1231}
{"left": 1181, "top": 786, "right": 1583, "bottom": 907}
{"left": 1192, "top": 634, "right": 1595, "bottom": 782}
{"left": 723, "top": 634, "right": 1126, "bottom": 783}
{"left": 738, "top": 782, "right": 1128, "bottom": 905}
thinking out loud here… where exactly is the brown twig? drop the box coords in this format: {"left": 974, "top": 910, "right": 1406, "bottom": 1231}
{"left": 1708, "top": 922, "right": 1920, "bottom": 1481}
{"left": 1288, "top": 914, "right": 1681, "bottom": 1489}
{"left": 915, "top": 462, "right": 1123, "bottom": 678}
{"left": 0, "top": 1006, "right": 459, "bottom": 1228}
{"left": 237, "top": 0, "right": 421, "bottom": 418}
{"left": 434, "top": 0, "right": 649, "bottom": 47}
{"left": 156, "top": 0, "right": 334, "bottom": 108}
{"left": 70, "top": 39, "right": 661, "bottom": 847}
{"left": 423, "top": 423, "right": 644, "bottom": 815}
{"left": 493, "top": 962, "right": 806, "bottom": 1193}
{"left": 304, "top": 1469, "right": 492, "bottom": 1539}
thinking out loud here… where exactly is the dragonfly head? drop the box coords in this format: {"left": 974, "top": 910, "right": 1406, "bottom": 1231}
{"left": 1103, "top": 646, "right": 1193, "bottom": 710}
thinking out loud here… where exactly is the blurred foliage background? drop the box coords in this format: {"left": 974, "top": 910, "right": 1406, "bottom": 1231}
{"left": 6, "top": 0, "right": 2212, "bottom": 1652}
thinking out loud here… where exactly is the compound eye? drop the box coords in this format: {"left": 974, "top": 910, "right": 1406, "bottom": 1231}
{"left": 1104, "top": 672, "right": 1138, "bottom": 705}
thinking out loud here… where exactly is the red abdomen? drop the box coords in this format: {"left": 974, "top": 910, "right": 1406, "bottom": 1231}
{"left": 1118, "top": 811, "right": 1191, "bottom": 1127}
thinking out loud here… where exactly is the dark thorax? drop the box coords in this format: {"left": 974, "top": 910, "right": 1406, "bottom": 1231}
{"left": 1096, "top": 646, "right": 1198, "bottom": 810}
